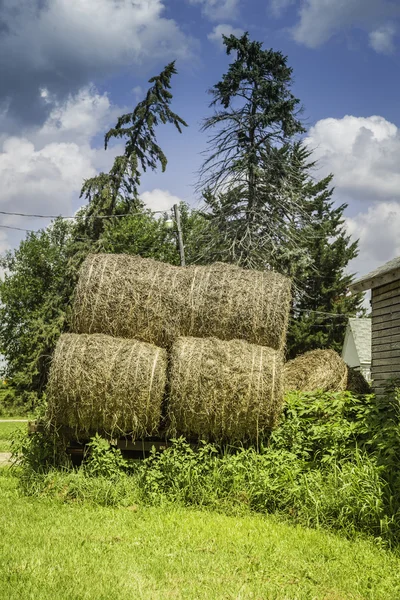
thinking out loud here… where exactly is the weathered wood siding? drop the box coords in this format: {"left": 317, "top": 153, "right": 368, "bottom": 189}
{"left": 372, "top": 280, "right": 400, "bottom": 396}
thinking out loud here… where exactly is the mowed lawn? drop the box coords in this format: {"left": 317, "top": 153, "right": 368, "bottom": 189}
{"left": 0, "top": 470, "right": 400, "bottom": 599}
{"left": 0, "top": 420, "right": 27, "bottom": 452}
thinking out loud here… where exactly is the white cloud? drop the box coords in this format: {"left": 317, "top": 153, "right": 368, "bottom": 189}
{"left": 0, "top": 0, "right": 197, "bottom": 124}
{"left": 0, "top": 86, "right": 123, "bottom": 246}
{"left": 188, "top": 0, "right": 240, "bottom": 21}
{"left": 305, "top": 115, "right": 400, "bottom": 201}
{"left": 132, "top": 86, "right": 144, "bottom": 102}
{"left": 39, "top": 88, "right": 52, "bottom": 105}
{"left": 2, "top": 0, "right": 194, "bottom": 66}
{"left": 140, "top": 189, "right": 184, "bottom": 212}
{"left": 292, "top": 0, "right": 367, "bottom": 48}
{"left": 208, "top": 24, "right": 245, "bottom": 48}
{"left": 346, "top": 202, "right": 400, "bottom": 278}
{"left": 369, "top": 23, "right": 396, "bottom": 54}
{"left": 305, "top": 113, "right": 400, "bottom": 281}
{"left": 271, "top": 0, "right": 400, "bottom": 53}
{"left": 269, "top": 0, "right": 296, "bottom": 18}
{"left": 0, "top": 137, "right": 96, "bottom": 218}
{"left": 37, "top": 86, "right": 120, "bottom": 147}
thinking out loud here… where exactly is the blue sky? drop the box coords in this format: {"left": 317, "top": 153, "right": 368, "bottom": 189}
{"left": 1, "top": 0, "right": 400, "bottom": 281}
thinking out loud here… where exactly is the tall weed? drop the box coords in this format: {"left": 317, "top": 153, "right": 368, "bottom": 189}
{"left": 133, "top": 440, "right": 396, "bottom": 542}
{"left": 10, "top": 387, "right": 400, "bottom": 546}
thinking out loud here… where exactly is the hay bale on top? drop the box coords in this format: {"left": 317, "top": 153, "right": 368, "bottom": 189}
{"left": 47, "top": 333, "right": 167, "bottom": 437}
{"left": 186, "top": 262, "right": 291, "bottom": 351}
{"left": 284, "top": 349, "right": 348, "bottom": 393}
{"left": 73, "top": 254, "right": 188, "bottom": 351}
{"left": 168, "top": 336, "right": 284, "bottom": 442}
{"left": 346, "top": 367, "right": 371, "bottom": 395}
{"left": 72, "top": 254, "right": 291, "bottom": 350}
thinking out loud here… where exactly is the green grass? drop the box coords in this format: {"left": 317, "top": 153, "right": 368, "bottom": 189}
{"left": 1, "top": 470, "right": 400, "bottom": 599}
{"left": 0, "top": 420, "right": 27, "bottom": 452}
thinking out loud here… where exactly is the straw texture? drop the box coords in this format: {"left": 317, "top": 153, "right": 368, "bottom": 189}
{"left": 168, "top": 336, "right": 284, "bottom": 442}
{"left": 47, "top": 333, "right": 167, "bottom": 437}
{"left": 284, "top": 349, "right": 348, "bottom": 393}
{"left": 72, "top": 254, "right": 291, "bottom": 350}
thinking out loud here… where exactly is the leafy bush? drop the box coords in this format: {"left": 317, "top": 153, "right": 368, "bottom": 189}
{"left": 11, "top": 426, "right": 69, "bottom": 475}
{"left": 270, "top": 389, "right": 400, "bottom": 471}
{"left": 83, "top": 434, "right": 128, "bottom": 478}
{"left": 133, "top": 440, "right": 395, "bottom": 542}
{"left": 11, "top": 388, "right": 400, "bottom": 547}
{"left": 270, "top": 390, "right": 365, "bottom": 465}
{"left": 0, "top": 383, "right": 31, "bottom": 417}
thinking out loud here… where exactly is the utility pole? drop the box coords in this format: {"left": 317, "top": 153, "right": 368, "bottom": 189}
{"left": 173, "top": 203, "right": 186, "bottom": 267}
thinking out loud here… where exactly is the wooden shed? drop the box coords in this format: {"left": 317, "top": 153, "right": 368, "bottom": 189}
{"left": 350, "top": 257, "right": 400, "bottom": 396}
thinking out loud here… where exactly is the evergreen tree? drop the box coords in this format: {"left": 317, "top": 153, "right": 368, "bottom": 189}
{"left": 284, "top": 147, "right": 365, "bottom": 358}
{"left": 78, "top": 61, "right": 187, "bottom": 242}
{"left": 197, "top": 32, "right": 306, "bottom": 268}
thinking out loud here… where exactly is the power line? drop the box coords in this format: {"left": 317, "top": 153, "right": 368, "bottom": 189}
{"left": 0, "top": 207, "right": 174, "bottom": 234}
{"left": 0, "top": 225, "right": 36, "bottom": 233}
{"left": 0, "top": 208, "right": 169, "bottom": 220}
{"left": 0, "top": 208, "right": 365, "bottom": 293}
{"left": 290, "top": 312, "right": 357, "bottom": 321}
{"left": 0, "top": 223, "right": 363, "bottom": 287}
{"left": 290, "top": 318, "right": 347, "bottom": 323}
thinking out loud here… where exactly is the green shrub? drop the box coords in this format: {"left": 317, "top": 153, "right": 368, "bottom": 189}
{"left": 0, "top": 384, "right": 26, "bottom": 417}
{"left": 83, "top": 434, "right": 128, "bottom": 479}
{"left": 11, "top": 427, "right": 68, "bottom": 474}
{"left": 271, "top": 389, "right": 400, "bottom": 472}
{"left": 270, "top": 390, "right": 370, "bottom": 465}
{"left": 133, "top": 439, "right": 396, "bottom": 542}
{"left": 10, "top": 388, "right": 400, "bottom": 547}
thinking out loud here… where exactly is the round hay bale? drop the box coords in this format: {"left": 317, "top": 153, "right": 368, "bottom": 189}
{"left": 284, "top": 349, "right": 348, "bottom": 393}
{"left": 168, "top": 337, "right": 284, "bottom": 442}
{"left": 47, "top": 333, "right": 167, "bottom": 437}
{"left": 72, "top": 254, "right": 291, "bottom": 350}
{"left": 346, "top": 367, "right": 371, "bottom": 395}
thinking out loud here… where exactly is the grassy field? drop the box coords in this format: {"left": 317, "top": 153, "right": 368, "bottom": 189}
{"left": 0, "top": 420, "right": 27, "bottom": 452}
{"left": 0, "top": 470, "right": 400, "bottom": 599}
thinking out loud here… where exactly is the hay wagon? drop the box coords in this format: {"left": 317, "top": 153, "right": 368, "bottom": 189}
{"left": 37, "top": 254, "right": 292, "bottom": 461}
{"left": 28, "top": 420, "right": 188, "bottom": 465}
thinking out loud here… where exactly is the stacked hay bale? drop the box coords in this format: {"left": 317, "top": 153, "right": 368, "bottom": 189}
{"left": 47, "top": 254, "right": 292, "bottom": 442}
{"left": 72, "top": 254, "right": 290, "bottom": 350}
{"left": 284, "top": 349, "right": 371, "bottom": 395}
{"left": 168, "top": 337, "right": 283, "bottom": 442}
{"left": 284, "top": 350, "right": 348, "bottom": 394}
{"left": 47, "top": 334, "right": 167, "bottom": 437}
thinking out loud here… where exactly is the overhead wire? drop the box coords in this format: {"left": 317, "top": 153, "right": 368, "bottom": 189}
{"left": 0, "top": 206, "right": 175, "bottom": 234}
{"left": 0, "top": 225, "right": 36, "bottom": 233}
{"left": 0, "top": 208, "right": 169, "bottom": 220}
{"left": 292, "top": 308, "right": 352, "bottom": 318}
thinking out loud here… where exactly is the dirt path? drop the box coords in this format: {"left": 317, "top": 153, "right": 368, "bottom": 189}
{"left": 0, "top": 419, "right": 28, "bottom": 423}
{"left": 0, "top": 453, "right": 11, "bottom": 465}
